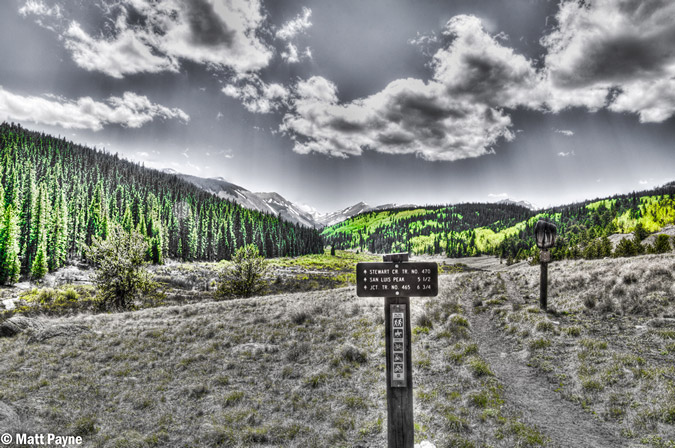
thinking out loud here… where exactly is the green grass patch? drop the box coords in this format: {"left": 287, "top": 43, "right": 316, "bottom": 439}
{"left": 467, "top": 357, "right": 494, "bottom": 377}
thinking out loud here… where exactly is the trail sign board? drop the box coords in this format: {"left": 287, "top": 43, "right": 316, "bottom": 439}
{"left": 356, "top": 262, "right": 438, "bottom": 297}
{"left": 356, "top": 255, "right": 439, "bottom": 448}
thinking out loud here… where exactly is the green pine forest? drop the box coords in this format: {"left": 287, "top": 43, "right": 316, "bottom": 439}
{"left": 322, "top": 184, "right": 675, "bottom": 262}
{"left": 1, "top": 122, "right": 674, "bottom": 288}
{"left": 0, "top": 123, "right": 323, "bottom": 285}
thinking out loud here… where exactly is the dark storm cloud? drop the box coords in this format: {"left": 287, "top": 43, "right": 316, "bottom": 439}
{"left": 449, "top": 53, "right": 531, "bottom": 102}
{"left": 543, "top": 0, "right": 675, "bottom": 121}
{"left": 327, "top": 117, "right": 367, "bottom": 134}
{"left": 548, "top": 24, "right": 675, "bottom": 88}
{"left": 184, "top": 0, "right": 235, "bottom": 47}
{"left": 385, "top": 92, "right": 463, "bottom": 124}
{"left": 282, "top": 75, "right": 514, "bottom": 161}
{"left": 123, "top": 4, "right": 148, "bottom": 29}
{"left": 377, "top": 132, "right": 413, "bottom": 146}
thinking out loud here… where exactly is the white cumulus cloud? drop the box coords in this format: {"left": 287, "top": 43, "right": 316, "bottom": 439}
{"left": 222, "top": 74, "right": 289, "bottom": 114}
{"left": 557, "top": 151, "right": 575, "bottom": 157}
{"left": 276, "top": 7, "right": 312, "bottom": 40}
{"left": 282, "top": 75, "right": 514, "bottom": 161}
{"left": 0, "top": 86, "right": 189, "bottom": 131}
{"left": 64, "top": 22, "right": 178, "bottom": 79}
{"left": 432, "top": 15, "right": 543, "bottom": 109}
{"left": 19, "top": 0, "right": 61, "bottom": 18}
{"left": 20, "top": 0, "right": 273, "bottom": 78}
{"left": 281, "top": 16, "right": 525, "bottom": 161}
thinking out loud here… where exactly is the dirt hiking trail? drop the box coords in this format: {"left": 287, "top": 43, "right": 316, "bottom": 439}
{"left": 463, "top": 273, "right": 627, "bottom": 448}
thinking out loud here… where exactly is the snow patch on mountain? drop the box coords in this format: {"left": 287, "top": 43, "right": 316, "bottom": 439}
{"left": 256, "top": 192, "right": 318, "bottom": 228}
{"left": 497, "top": 198, "right": 537, "bottom": 210}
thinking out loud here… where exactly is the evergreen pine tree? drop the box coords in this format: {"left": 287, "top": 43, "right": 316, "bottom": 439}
{"left": 654, "top": 234, "right": 671, "bottom": 254}
{"left": 121, "top": 204, "right": 133, "bottom": 233}
{"left": 19, "top": 167, "right": 37, "bottom": 273}
{"left": 48, "top": 188, "right": 68, "bottom": 270}
{"left": 30, "top": 186, "right": 49, "bottom": 279}
{"left": 0, "top": 205, "right": 21, "bottom": 284}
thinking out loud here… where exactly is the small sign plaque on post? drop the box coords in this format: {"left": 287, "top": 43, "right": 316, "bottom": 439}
{"left": 540, "top": 250, "right": 551, "bottom": 263}
{"left": 356, "top": 253, "right": 439, "bottom": 448}
{"left": 391, "top": 304, "right": 406, "bottom": 387}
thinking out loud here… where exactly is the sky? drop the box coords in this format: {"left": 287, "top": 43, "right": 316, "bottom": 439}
{"left": 1, "top": 0, "right": 674, "bottom": 213}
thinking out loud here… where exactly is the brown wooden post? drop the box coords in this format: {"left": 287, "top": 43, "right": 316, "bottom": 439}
{"left": 385, "top": 295, "right": 414, "bottom": 448}
{"left": 357, "top": 253, "right": 437, "bottom": 448}
{"left": 381, "top": 252, "right": 414, "bottom": 448}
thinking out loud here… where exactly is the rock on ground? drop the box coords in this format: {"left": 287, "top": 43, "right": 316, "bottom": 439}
{"left": 0, "top": 316, "right": 44, "bottom": 337}
{"left": 28, "top": 324, "right": 91, "bottom": 343}
{"left": 0, "top": 401, "right": 20, "bottom": 432}
{"left": 415, "top": 441, "right": 436, "bottom": 448}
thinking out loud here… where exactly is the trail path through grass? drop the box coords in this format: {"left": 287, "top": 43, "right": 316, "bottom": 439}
{"left": 464, "top": 273, "right": 626, "bottom": 448}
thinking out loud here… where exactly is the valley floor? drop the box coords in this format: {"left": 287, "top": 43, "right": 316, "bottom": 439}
{"left": 0, "top": 253, "right": 674, "bottom": 447}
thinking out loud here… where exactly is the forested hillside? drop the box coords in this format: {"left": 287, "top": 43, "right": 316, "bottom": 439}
{"left": 0, "top": 123, "right": 322, "bottom": 284}
{"left": 322, "top": 203, "right": 533, "bottom": 256}
{"left": 322, "top": 184, "right": 675, "bottom": 261}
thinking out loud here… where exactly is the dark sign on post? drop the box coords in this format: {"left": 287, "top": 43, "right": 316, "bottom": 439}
{"left": 534, "top": 220, "right": 557, "bottom": 310}
{"left": 356, "top": 262, "right": 438, "bottom": 297}
{"left": 356, "top": 253, "right": 438, "bottom": 448}
{"left": 534, "top": 220, "right": 557, "bottom": 249}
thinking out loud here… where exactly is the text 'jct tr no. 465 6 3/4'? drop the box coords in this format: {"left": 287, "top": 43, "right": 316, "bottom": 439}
{"left": 356, "top": 262, "right": 438, "bottom": 297}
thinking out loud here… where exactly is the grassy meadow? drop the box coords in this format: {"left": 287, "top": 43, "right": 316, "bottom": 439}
{"left": 0, "top": 252, "right": 674, "bottom": 447}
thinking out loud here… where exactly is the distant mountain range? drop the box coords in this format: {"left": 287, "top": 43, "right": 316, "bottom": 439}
{"left": 168, "top": 170, "right": 536, "bottom": 228}
{"left": 497, "top": 199, "right": 536, "bottom": 210}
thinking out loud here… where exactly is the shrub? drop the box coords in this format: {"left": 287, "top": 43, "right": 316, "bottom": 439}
{"left": 339, "top": 343, "right": 368, "bottom": 364}
{"left": 529, "top": 338, "right": 551, "bottom": 350}
{"left": 223, "top": 391, "right": 244, "bottom": 407}
{"left": 286, "top": 342, "right": 311, "bottom": 362}
{"left": 291, "top": 310, "right": 311, "bottom": 325}
{"left": 654, "top": 234, "right": 672, "bottom": 254}
{"left": 63, "top": 287, "right": 79, "bottom": 301}
{"left": 535, "top": 320, "right": 554, "bottom": 332}
{"left": 467, "top": 357, "right": 494, "bottom": 377}
{"left": 217, "top": 244, "right": 268, "bottom": 298}
{"left": 415, "top": 311, "right": 433, "bottom": 329}
{"left": 71, "top": 416, "right": 99, "bottom": 437}
{"left": 305, "top": 372, "right": 328, "bottom": 388}
{"left": 85, "top": 225, "right": 156, "bottom": 311}
{"left": 565, "top": 326, "right": 582, "bottom": 337}
{"left": 449, "top": 314, "right": 470, "bottom": 328}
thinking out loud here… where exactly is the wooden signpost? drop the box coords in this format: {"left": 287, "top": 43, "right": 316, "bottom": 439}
{"left": 534, "top": 220, "right": 557, "bottom": 311}
{"left": 356, "top": 253, "right": 438, "bottom": 448}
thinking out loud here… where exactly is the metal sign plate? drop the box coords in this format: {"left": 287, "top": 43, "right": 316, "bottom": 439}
{"left": 540, "top": 250, "right": 551, "bottom": 263}
{"left": 391, "top": 304, "right": 406, "bottom": 387}
{"left": 356, "top": 262, "right": 438, "bottom": 297}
